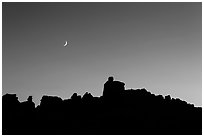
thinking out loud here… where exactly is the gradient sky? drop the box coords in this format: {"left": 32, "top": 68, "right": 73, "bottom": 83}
{"left": 3, "top": 2, "right": 201, "bottom": 106}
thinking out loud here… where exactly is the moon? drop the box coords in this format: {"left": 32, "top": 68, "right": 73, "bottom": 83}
{"left": 64, "top": 41, "right": 68, "bottom": 47}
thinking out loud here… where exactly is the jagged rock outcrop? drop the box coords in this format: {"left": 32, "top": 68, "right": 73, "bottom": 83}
{"left": 2, "top": 77, "right": 202, "bottom": 135}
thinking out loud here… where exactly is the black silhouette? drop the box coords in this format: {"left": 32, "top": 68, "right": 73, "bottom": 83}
{"left": 2, "top": 77, "right": 202, "bottom": 135}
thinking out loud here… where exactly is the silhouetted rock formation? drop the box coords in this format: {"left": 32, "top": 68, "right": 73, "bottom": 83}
{"left": 103, "top": 76, "right": 125, "bottom": 103}
{"left": 2, "top": 77, "right": 202, "bottom": 135}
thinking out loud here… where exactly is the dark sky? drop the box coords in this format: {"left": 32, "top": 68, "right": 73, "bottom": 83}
{"left": 3, "top": 2, "right": 201, "bottom": 106}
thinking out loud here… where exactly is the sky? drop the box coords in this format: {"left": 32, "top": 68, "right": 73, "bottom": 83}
{"left": 2, "top": 2, "right": 201, "bottom": 106}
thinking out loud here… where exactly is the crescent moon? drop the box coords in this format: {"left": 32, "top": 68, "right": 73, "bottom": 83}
{"left": 64, "top": 41, "right": 68, "bottom": 47}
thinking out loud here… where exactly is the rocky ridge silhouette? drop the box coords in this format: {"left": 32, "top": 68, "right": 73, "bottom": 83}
{"left": 2, "top": 77, "right": 202, "bottom": 135}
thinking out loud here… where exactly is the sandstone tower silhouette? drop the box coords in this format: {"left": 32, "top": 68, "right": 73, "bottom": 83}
{"left": 103, "top": 76, "right": 125, "bottom": 100}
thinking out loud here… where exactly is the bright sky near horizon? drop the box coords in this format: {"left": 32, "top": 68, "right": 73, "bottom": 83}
{"left": 3, "top": 2, "right": 201, "bottom": 106}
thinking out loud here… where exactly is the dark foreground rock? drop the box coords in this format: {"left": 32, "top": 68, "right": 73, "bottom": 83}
{"left": 2, "top": 77, "right": 202, "bottom": 135}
